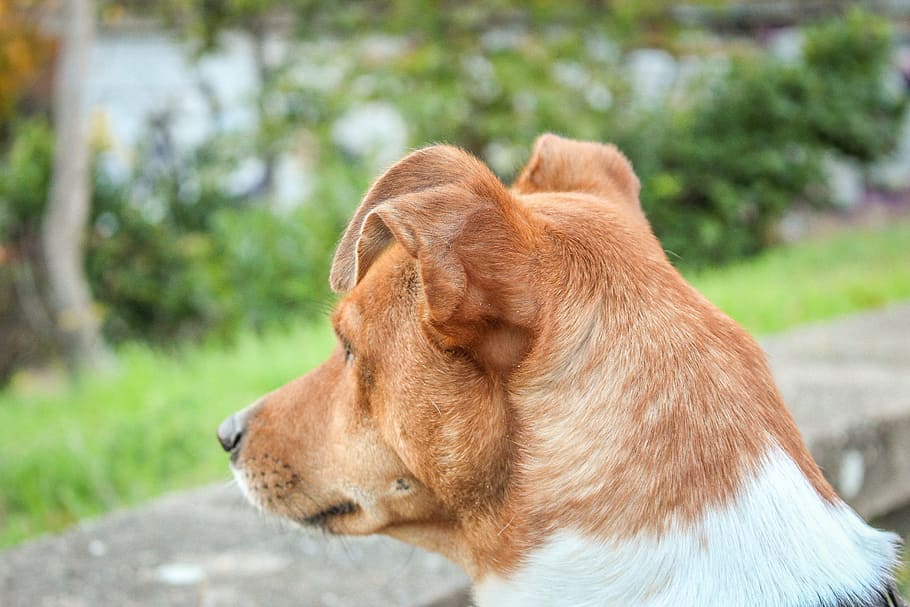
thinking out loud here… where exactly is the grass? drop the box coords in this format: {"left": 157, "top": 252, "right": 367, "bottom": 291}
{"left": 900, "top": 556, "right": 910, "bottom": 602}
{"left": 1, "top": 218, "right": 909, "bottom": 549}
{"left": 687, "top": 219, "right": 910, "bottom": 334}
{"left": 0, "top": 322, "right": 336, "bottom": 546}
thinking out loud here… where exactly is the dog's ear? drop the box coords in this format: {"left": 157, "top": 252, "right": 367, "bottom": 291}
{"left": 330, "top": 145, "right": 537, "bottom": 368}
{"left": 513, "top": 133, "right": 640, "bottom": 204}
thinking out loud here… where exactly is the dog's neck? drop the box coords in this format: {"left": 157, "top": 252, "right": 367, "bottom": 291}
{"left": 464, "top": 279, "right": 902, "bottom": 607}
{"left": 473, "top": 445, "right": 901, "bottom": 607}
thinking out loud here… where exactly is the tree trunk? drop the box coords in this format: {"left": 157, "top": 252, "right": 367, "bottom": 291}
{"left": 41, "top": 0, "right": 112, "bottom": 374}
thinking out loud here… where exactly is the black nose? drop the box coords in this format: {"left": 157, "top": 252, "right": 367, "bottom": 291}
{"left": 217, "top": 414, "right": 244, "bottom": 453}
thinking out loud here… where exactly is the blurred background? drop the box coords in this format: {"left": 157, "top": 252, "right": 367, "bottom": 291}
{"left": 1, "top": 0, "right": 909, "bottom": 592}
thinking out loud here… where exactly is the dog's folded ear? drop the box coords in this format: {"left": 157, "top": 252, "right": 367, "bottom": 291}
{"left": 330, "top": 145, "right": 538, "bottom": 366}
{"left": 513, "top": 133, "right": 640, "bottom": 205}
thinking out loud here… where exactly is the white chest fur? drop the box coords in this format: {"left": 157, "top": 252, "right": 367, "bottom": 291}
{"left": 475, "top": 447, "right": 899, "bottom": 607}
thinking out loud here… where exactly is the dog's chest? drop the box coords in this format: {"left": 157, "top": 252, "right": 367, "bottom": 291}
{"left": 473, "top": 447, "right": 900, "bottom": 607}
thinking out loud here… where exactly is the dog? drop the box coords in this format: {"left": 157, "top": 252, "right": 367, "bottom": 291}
{"left": 217, "top": 134, "right": 905, "bottom": 606}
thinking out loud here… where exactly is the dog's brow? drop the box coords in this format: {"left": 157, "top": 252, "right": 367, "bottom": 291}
{"left": 346, "top": 302, "right": 361, "bottom": 327}
{"left": 332, "top": 301, "right": 361, "bottom": 340}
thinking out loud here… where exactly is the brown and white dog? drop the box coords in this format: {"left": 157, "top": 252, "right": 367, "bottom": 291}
{"left": 217, "top": 134, "right": 905, "bottom": 607}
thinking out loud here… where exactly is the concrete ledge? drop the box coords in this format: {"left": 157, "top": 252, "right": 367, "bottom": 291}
{"left": 763, "top": 302, "right": 910, "bottom": 518}
{"left": 0, "top": 485, "right": 469, "bottom": 607}
{"left": 1, "top": 302, "right": 909, "bottom": 607}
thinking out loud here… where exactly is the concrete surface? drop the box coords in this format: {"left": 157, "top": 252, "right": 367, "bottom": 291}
{"left": 0, "top": 484, "right": 469, "bottom": 607}
{"left": 764, "top": 302, "right": 910, "bottom": 518}
{"left": 2, "top": 302, "right": 909, "bottom": 607}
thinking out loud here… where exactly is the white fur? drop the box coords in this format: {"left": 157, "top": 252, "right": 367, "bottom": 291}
{"left": 231, "top": 463, "right": 265, "bottom": 513}
{"left": 475, "top": 446, "right": 900, "bottom": 607}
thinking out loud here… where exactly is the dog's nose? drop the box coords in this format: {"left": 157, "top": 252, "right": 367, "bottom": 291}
{"left": 217, "top": 414, "right": 244, "bottom": 453}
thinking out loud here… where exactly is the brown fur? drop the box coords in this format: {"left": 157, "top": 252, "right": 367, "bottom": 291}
{"left": 224, "top": 133, "right": 836, "bottom": 580}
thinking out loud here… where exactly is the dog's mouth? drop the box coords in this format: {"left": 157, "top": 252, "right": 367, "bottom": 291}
{"left": 231, "top": 460, "right": 360, "bottom": 528}
{"left": 300, "top": 500, "right": 359, "bottom": 527}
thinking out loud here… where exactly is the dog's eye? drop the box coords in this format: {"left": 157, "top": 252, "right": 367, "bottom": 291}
{"left": 335, "top": 327, "right": 355, "bottom": 364}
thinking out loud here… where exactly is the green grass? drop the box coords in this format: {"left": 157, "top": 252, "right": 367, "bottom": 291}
{"left": 686, "top": 220, "right": 910, "bottom": 334}
{"left": 1, "top": 218, "right": 909, "bottom": 548}
{"left": 900, "top": 553, "right": 910, "bottom": 602}
{"left": 0, "top": 322, "right": 336, "bottom": 546}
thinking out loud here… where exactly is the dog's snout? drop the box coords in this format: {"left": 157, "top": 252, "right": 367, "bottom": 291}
{"left": 217, "top": 414, "right": 244, "bottom": 453}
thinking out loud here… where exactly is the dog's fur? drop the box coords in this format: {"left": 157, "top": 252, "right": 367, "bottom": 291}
{"left": 220, "top": 135, "right": 905, "bottom": 606}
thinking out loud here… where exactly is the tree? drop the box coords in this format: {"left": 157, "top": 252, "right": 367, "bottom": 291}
{"left": 41, "top": 0, "right": 113, "bottom": 373}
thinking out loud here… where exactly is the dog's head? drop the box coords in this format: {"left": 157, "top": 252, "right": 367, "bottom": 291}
{"left": 217, "top": 134, "right": 650, "bottom": 561}
{"left": 217, "top": 134, "right": 831, "bottom": 579}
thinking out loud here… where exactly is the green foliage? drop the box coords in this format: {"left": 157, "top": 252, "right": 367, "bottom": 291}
{"left": 206, "top": 204, "right": 332, "bottom": 331}
{"left": 623, "top": 60, "right": 828, "bottom": 263}
{"left": 86, "top": 131, "right": 237, "bottom": 342}
{"left": 0, "top": 114, "right": 349, "bottom": 351}
{"left": 86, "top": 131, "right": 347, "bottom": 343}
{"left": 319, "top": 9, "right": 904, "bottom": 267}
{"left": 803, "top": 7, "right": 891, "bottom": 81}
{"left": 0, "top": 117, "right": 53, "bottom": 239}
{"left": 2, "top": 218, "right": 909, "bottom": 546}
{"left": 801, "top": 8, "right": 905, "bottom": 160}
{"left": 617, "top": 10, "right": 905, "bottom": 265}
{"left": 332, "top": 25, "right": 630, "bottom": 172}
{"left": 0, "top": 118, "right": 57, "bottom": 381}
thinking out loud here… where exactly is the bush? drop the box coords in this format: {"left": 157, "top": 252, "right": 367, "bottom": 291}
{"left": 616, "top": 10, "right": 905, "bottom": 265}
{"left": 0, "top": 118, "right": 58, "bottom": 381}
{"left": 86, "top": 129, "right": 238, "bottom": 343}
{"left": 86, "top": 125, "right": 350, "bottom": 343}
{"left": 622, "top": 60, "right": 830, "bottom": 264}
{"left": 320, "top": 10, "right": 904, "bottom": 266}
{"left": 0, "top": 114, "right": 359, "bottom": 361}
{"left": 0, "top": 117, "right": 54, "bottom": 239}
{"left": 801, "top": 8, "right": 905, "bottom": 160}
